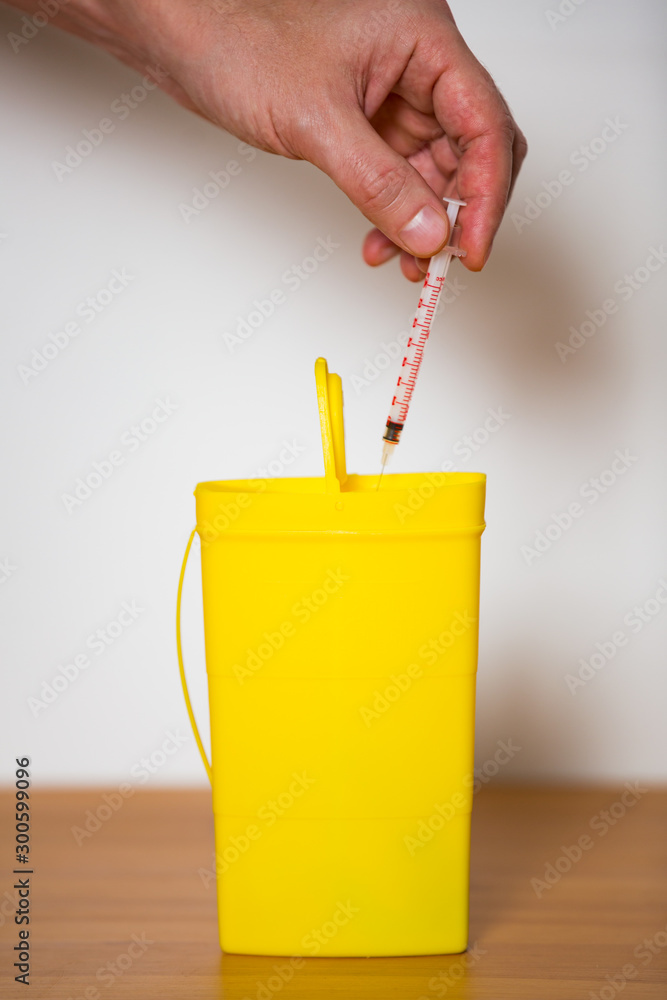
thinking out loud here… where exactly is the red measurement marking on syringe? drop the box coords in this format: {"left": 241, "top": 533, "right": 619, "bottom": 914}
{"left": 383, "top": 198, "right": 465, "bottom": 437}
{"left": 389, "top": 270, "right": 447, "bottom": 410}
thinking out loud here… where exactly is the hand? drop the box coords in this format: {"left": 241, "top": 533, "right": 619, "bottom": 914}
{"left": 11, "top": 0, "right": 527, "bottom": 280}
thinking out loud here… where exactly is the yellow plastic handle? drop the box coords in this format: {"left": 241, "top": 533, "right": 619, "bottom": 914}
{"left": 176, "top": 528, "right": 213, "bottom": 785}
{"left": 314, "top": 357, "right": 347, "bottom": 492}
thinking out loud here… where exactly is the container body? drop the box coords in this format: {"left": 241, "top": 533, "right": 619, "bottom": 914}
{"left": 196, "top": 472, "right": 485, "bottom": 956}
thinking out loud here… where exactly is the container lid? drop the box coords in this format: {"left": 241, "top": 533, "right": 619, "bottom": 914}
{"left": 195, "top": 359, "right": 486, "bottom": 536}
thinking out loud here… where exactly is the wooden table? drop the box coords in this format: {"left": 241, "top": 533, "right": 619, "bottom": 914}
{"left": 1, "top": 787, "right": 665, "bottom": 998}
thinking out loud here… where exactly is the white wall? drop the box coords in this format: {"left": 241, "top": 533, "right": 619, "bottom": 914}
{"left": 1, "top": 0, "right": 665, "bottom": 786}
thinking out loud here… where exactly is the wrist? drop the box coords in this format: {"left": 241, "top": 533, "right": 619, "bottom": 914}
{"left": 7, "top": 0, "right": 170, "bottom": 74}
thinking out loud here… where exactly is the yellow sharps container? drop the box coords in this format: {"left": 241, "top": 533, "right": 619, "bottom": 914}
{"left": 177, "top": 358, "right": 486, "bottom": 956}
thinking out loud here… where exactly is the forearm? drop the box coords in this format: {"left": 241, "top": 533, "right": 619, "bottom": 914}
{"left": 7, "top": 0, "right": 122, "bottom": 50}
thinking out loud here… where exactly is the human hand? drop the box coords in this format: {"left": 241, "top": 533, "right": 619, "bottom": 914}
{"left": 11, "top": 0, "right": 527, "bottom": 280}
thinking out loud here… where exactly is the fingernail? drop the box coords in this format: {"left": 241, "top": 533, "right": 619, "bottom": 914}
{"left": 399, "top": 206, "right": 449, "bottom": 257}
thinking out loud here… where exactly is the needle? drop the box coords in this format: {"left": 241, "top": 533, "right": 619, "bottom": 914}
{"left": 376, "top": 441, "right": 393, "bottom": 490}
{"left": 376, "top": 459, "right": 386, "bottom": 491}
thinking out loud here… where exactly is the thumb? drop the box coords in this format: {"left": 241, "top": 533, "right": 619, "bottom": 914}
{"left": 311, "top": 108, "right": 450, "bottom": 258}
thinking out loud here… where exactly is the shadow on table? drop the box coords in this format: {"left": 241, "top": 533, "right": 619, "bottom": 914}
{"left": 217, "top": 950, "right": 481, "bottom": 1000}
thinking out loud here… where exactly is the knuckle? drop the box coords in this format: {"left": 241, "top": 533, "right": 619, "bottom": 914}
{"left": 482, "top": 110, "right": 518, "bottom": 153}
{"left": 515, "top": 129, "right": 529, "bottom": 159}
{"left": 276, "top": 108, "right": 320, "bottom": 157}
{"left": 496, "top": 108, "right": 517, "bottom": 143}
{"left": 356, "top": 157, "right": 413, "bottom": 216}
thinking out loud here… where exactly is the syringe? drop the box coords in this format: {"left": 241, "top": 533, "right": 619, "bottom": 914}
{"left": 378, "top": 196, "right": 467, "bottom": 483}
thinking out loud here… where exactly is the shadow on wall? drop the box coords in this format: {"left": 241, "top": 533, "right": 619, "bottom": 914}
{"left": 451, "top": 211, "right": 631, "bottom": 774}
{"left": 442, "top": 218, "right": 628, "bottom": 446}
{"left": 474, "top": 645, "right": 607, "bottom": 782}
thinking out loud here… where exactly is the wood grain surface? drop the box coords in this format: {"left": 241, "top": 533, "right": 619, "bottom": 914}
{"left": 1, "top": 786, "right": 665, "bottom": 999}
